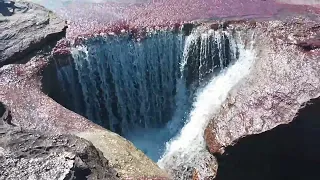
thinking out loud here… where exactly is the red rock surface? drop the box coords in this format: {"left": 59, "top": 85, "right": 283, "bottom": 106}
{"left": 54, "top": 0, "right": 320, "bottom": 38}
{"left": 0, "top": 59, "right": 99, "bottom": 134}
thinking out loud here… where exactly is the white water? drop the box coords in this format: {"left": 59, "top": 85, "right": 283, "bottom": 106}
{"left": 57, "top": 29, "right": 243, "bottom": 162}
{"left": 158, "top": 32, "right": 256, "bottom": 179}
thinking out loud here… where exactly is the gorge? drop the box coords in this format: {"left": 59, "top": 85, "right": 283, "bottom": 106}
{"left": 1, "top": 0, "right": 320, "bottom": 180}
{"left": 52, "top": 28, "right": 244, "bottom": 161}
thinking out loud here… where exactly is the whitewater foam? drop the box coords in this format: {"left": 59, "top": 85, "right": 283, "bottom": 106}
{"left": 158, "top": 31, "right": 256, "bottom": 179}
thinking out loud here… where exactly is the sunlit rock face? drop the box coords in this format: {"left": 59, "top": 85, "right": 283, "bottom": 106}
{"left": 0, "top": 1, "right": 66, "bottom": 67}
{"left": 278, "top": 0, "right": 320, "bottom": 6}
{"left": 0, "top": 103, "right": 119, "bottom": 180}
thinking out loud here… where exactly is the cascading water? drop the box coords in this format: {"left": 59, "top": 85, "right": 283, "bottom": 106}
{"left": 56, "top": 27, "right": 244, "bottom": 162}
{"left": 158, "top": 32, "right": 256, "bottom": 179}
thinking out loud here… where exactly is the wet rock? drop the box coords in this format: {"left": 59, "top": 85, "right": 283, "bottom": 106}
{"left": 160, "top": 149, "right": 217, "bottom": 180}
{"left": 182, "top": 23, "right": 194, "bottom": 36}
{"left": 0, "top": 1, "right": 67, "bottom": 67}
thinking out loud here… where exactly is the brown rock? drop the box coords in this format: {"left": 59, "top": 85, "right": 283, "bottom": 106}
{"left": 204, "top": 124, "right": 224, "bottom": 155}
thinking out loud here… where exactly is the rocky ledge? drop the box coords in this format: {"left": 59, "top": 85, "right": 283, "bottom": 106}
{"left": 0, "top": 102, "right": 119, "bottom": 180}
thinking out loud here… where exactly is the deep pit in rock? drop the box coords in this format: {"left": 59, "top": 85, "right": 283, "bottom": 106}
{"left": 43, "top": 28, "right": 244, "bottom": 161}
{"left": 215, "top": 98, "right": 320, "bottom": 180}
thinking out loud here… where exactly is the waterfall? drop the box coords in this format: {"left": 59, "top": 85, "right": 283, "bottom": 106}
{"left": 70, "top": 32, "right": 185, "bottom": 132}
{"left": 56, "top": 28, "right": 241, "bottom": 160}
{"left": 158, "top": 32, "right": 256, "bottom": 179}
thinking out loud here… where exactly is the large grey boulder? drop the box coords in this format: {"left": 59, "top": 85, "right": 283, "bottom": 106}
{"left": 0, "top": 1, "right": 66, "bottom": 67}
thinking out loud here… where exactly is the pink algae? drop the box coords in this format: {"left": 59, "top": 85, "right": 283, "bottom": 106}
{"left": 57, "top": 0, "right": 320, "bottom": 39}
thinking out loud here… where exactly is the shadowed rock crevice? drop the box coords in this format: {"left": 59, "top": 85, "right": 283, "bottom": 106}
{"left": 0, "top": 101, "right": 12, "bottom": 126}
{"left": 0, "top": 1, "right": 17, "bottom": 16}
{"left": 215, "top": 97, "right": 320, "bottom": 180}
{"left": 297, "top": 38, "right": 320, "bottom": 51}
{"left": 0, "top": 102, "right": 6, "bottom": 118}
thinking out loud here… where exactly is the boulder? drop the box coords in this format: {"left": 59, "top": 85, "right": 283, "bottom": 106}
{"left": 0, "top": 1, "right": 66, "bottom": 67}
{"left": 0, "top": 101, "right": 119, "bottom": 180}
